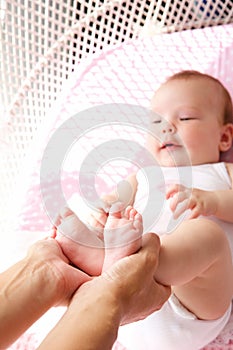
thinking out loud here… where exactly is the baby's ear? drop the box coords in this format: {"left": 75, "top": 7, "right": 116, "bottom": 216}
{"left": 219, "top": 123, "right": 233, "bottom": 152}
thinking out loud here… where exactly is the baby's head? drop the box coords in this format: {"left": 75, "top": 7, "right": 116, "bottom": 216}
{"left": 165, "top": 70, "right": 233, "bottom": 125}
{"left": 147, "top": 70, "right": 233, "bottom": 167}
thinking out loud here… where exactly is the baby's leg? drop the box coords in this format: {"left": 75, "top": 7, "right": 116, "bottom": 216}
{"left": 156, "top": 218, "right": 233, "bottom": 320}
{"left": 103, "top": 204, "right": 143, "bottom": 271}
{"left": 55, "top": 209, "right": 104, "bottom": 276}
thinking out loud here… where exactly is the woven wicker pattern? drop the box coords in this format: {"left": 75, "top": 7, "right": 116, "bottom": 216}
{"left": 1, "top": 0, "right": 233, "bottom": 118}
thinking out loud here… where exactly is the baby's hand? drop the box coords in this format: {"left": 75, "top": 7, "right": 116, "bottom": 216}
{"left": 87, "top": 181, "right": 135, "bottom": 236}
{"left": 52, "top": 206, "right": 74, "bottom": 236}
{"left": 166, "top": 184, "right": 218, "bottom": 219}
{"left": 87, "top": 209, "right": 108, "bottom": 238}
{"left": 86, "top": 197, "right": 113, "bottom": 238}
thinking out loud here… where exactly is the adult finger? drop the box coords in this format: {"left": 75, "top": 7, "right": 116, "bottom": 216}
{"left": 102, "top": 233, "right": 171, "bottom": 324}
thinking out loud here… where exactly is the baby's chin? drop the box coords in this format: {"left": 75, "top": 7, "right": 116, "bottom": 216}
{"left": 155, "top": 148, "right": 192, "bottom": 168}
{"left": 158, "top": 158, "right": 192, "bottom": 167}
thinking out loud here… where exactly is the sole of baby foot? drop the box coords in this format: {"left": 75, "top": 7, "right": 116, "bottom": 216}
{"left": 102, "top": 206, "right": 143, "bottom": 271}
{"left": 56, "top": 213, "right": 104, "bottom": 276}
{"left": 56, "top": 233, "right": 104, "bottom": 276}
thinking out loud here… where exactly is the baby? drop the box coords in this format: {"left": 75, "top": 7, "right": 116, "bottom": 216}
{"left": 55, "top": 70, "right": 233, "bottom": 350}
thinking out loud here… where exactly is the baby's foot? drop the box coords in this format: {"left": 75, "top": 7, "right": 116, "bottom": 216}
{"left": 55, "top": 208, "right": 104, "bottom": 276}
{"left": 103, "top": 203, "right": 143, "bottom": 271}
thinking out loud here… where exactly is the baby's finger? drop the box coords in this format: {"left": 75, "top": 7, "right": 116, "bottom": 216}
{"left": 54, "top": 214, "right": 62, "bottom": 228}
{"left": 109, "top": 202, "right": 125, "bottom": 218}
{"left": 173, "top": 198, "right": 190, "bottom": 219}
{"left": 169, "top": 191, "right": 188, "bottom": 212}
{"left": 101, "top": 201, "right": 112, "bottom": 213}
{"left": 88, "top": 212, "right": 106, "bottom": 229}
{"left": 166, "top": 184, "right": 186, "bottom": 199}
{"left": 60, "top": 206, "right": 74, "bottom": 219}
{"left": 124, "top": 206, "right": 133, "bottom": 219}
{"left": 129, "top": 208, "right": 137, "bottom": 220}
{"left": 188, "top": 207, "right": 201, "bottom": 220}
{"left": 54, "top": 207, "right": 74, "bottom": 227}
{"left": 94, "top": 198, "right": 111, "bottom": 213}
{"left": 51, "top": 226, "right": 57, "bottom": 238}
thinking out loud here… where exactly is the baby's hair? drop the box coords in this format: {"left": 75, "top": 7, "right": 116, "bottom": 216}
{"left": 166, "top": 70, "right": 233, "bottom": 124}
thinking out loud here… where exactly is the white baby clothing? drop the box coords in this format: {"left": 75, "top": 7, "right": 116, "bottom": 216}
{"left": 118, "top": 295, "right": 231, "bottom": 350}
{"left": 134, "top": 162, "right": 233, "bottom": 255}
{"left": 118, "top": 162, "right": 233, "bottom": 350}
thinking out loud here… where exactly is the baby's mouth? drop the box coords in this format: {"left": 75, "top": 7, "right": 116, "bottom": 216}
{"left": 161, "top": 142, "right": 175, "bottom": 148}
{"left": 163, "top": 143, "right": 174, "bottom": 148}
{"left": 161, "top": 143, "right": 181, "bottom": 150}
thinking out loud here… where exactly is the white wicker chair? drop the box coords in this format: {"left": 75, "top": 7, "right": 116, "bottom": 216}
{"left": 1, "top": 1, "right": 233, "bottom": 349}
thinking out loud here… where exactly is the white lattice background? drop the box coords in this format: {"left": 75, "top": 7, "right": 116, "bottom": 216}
{"left": 1, "top": 0, "right": 233, "bottom": 235}
{"left": 1, "top": 1, "right": 233, "bottom": 349}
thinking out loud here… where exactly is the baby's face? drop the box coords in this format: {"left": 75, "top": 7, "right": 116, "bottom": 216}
{"left": 147, "top": 78, "right": 225, "bottom": 166}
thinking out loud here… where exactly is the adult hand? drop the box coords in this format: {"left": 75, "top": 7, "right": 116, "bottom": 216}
{"left": 37, "top": 233, "right": 170, "bottom": 350}
{"left": 101, "top": 232, "right": 171, "bottom": 325}
{"left": 71, "top": 232, "right": 170, "bottom": 325}
{"left": 0, "top": 238, "right": 91, "bottom": 350}
{"left": 26, "top": 238, "right": 91, "bottom": 305}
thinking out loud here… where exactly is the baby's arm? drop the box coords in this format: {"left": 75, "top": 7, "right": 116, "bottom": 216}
{"left": 213, "top": 162, "right": 233, "bottom": 222}
{"left": 166, "top": 162, "right": 233, "bottom": 222}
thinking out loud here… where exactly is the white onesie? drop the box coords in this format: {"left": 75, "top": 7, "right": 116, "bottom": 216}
{"left": 117, "top": 162, "right": 233, "bottom": 350}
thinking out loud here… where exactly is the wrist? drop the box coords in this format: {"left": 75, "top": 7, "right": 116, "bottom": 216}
{"left": 78, "top": 278, "right": 122, "bottom": 347}
{"left": 39, "top": 278, "right": 122, "bottom": 350}
{"left": 209, "top": 191, "right": 219, "bottom": 216}
{"left": 25, "top": 250, "right": 69, "bottom": 307}
{"left": 18, "top": 254, "right": 62, "bottom": 310}
{"left": 98, "top": 275, "right": 132, "bottom": 327}
{"left": 0, "top": 255, "right": 61, "bottom": 349}
{"left": 74, "top": 277, "right": 122, "bottom": 322}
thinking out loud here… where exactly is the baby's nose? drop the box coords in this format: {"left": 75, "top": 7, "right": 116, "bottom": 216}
{"left": 161, "top": 121, "right": 176, "bottom": 134}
